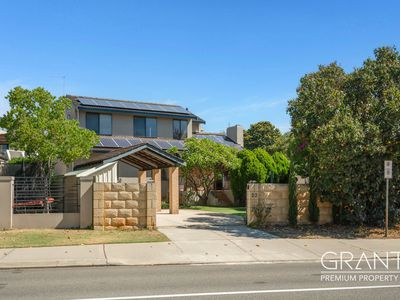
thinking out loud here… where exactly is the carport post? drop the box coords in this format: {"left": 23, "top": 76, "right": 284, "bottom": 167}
{"left": 168, "top": 167, "right": 179, "bottom": 214}
{"left": 138, "top": 170, "right": 147, "bottom": 184}
{"left": 152, "top": 169, "right": 162, "bottom": 212}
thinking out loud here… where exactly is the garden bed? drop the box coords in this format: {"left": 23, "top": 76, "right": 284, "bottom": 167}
{"left": 264, "top": 224, "right": 400, "bottom": 239}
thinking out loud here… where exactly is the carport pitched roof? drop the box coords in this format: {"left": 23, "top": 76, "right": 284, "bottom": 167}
{"left": 74, "top": 143, "right": 184, "bottom": 171}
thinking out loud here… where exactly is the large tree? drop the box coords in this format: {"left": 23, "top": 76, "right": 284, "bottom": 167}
{"left": 288, "top": 47, "right": 400, "bottom": 225}
{"left": 176, "top": 138, "right": 239, "bottom": 203}
{"left": 244, "top": 121, "right": 281, "bottom": 153}
{"left": 0, "top": 87, "right": 99, "bottom": 176}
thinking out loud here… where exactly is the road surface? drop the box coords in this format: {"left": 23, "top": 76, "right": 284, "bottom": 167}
{"left": 0, "top": 262, "right": 399, "bottom": 299}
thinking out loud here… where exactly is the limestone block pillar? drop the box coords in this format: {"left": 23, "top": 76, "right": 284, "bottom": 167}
{"left": 138, "top": 170, "right": 147, "bottom": 184}
{"left": 152, "top": 169, "right": 162, "bottom": 212}
{"left": 0, "top": 176, "right": 14, "bottom": 229}
{"left": 146, "top": 182, "right": 157, "bottom": 229}
{"left": 168, "top": 167, "right": 179, "bottom": 214}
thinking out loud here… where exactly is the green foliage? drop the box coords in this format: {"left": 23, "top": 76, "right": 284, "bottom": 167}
{"left": 253, "top": 148, "right": 277, "bottom": 182}
{"left": 288, "top": 47, "right": 400, "bottom": 225}
{"left": 244, "top": 121, "right": 281, "bottom": 153}
{"left": 231, "top": 149, "right": 267, "bottom": 204}
{"left": 0, "top": 87, "right": 99, "bottom": 176}
{"left": 272, "top": 152, "right": 290, "bottom": 183}
{"left": 230, "top": 162, "right": 244, "bottom": 205}
{"left": 274, "top": 131, "right": 293, "bottom": 156}
{"left": 167, "top": 146, "right": 179, "bottom": 155}
{"left": 238, "top": 149, "right": 267, "bottom": 184}
{"left": 7, "top": 157, "right": 36, "bottom": 165}
{"left": 288, "top": 162, "right": 298, "bottom": 226}
{"left": 179, "top": 138, "right": 239, "bottom": 203}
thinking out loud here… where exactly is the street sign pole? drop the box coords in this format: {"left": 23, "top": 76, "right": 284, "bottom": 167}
{"left": 385, "top": 178, "right": 389, "bottom": 238}
{"left": 384, "top": 160, "right": 392, "bottom": 238}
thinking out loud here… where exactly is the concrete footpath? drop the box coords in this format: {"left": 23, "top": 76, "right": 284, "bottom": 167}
{"left": 1, "top": 210, "right": 400, "bottom": 269}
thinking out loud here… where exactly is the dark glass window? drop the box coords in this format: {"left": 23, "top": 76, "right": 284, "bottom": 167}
{"left": 134, "top": 117, "right": 146, "bottom": 137}
{"left": 134, "top": 117, "right": 157, "bottom": 137}
{"left": 86, "top": 113, "right": 112, "bottom": 135}
{"left": 173, "top": 120, "right": 188, "bottom": 139}
{"left": 146, "top": 118, "right": 157, "bottom": 138}
{"left": 86, "top": 113, "right": 100, "bottom": 133}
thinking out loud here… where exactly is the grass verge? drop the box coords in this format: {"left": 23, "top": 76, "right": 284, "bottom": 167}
{"left": 0, "top": 229, "right": 169, "bottom": 248}
{"left": 189, "top": 206, "right": 246, "bottom": 217}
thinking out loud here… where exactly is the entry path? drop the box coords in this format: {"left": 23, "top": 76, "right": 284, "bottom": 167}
{"left": 1, "top": 209, "right": 400, "bottom": 268}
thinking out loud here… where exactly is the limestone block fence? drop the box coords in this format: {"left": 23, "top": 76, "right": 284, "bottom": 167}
{"left": 247, "top": 183, "right": 332, "bottom": 226}
{"left": 93, "top": 182, "right": 156, "bottom": 230}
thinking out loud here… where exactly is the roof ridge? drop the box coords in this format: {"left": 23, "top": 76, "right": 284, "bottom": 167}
{"left": 67, "top": 95, "right": 185, "bottom": 109}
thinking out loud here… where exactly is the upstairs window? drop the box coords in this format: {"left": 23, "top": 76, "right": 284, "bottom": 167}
{"left": 173, "top": 120, "right": 188, "bottom": 139}
{"left": 86, "top": 113, "right": 112, "bottom": 135}
{"left": 134, "top": 117, "right": 157, "bottom": 137}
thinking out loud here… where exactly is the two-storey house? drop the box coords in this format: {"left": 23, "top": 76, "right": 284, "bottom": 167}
{"left": 66, "top": 95, "right": 243, "bottom": 206}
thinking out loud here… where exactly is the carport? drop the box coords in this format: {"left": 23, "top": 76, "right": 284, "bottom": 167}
{"left": 74, "top": 143, "right": 184, "bottom": 214}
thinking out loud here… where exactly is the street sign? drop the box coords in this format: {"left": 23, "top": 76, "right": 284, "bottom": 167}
{"left": 385, "top": 160, "right": 392, "bottom": 179}
{"left": 384, "top": 160, "right": 392, "bottom": 237}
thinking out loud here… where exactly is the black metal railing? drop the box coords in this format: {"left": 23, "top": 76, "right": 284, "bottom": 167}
{"left": 13, "top": 176, "right": 67, "bottom": 214}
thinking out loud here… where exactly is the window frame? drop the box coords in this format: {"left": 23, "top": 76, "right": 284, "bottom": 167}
{"left": 173, "top": 119, "right": 188, "bottom": 140}
{"left": 85, "top": 112, "right": 112, "bottom": 135}
{"left": 134, "top": 117, "right": 158, "bottom": 138}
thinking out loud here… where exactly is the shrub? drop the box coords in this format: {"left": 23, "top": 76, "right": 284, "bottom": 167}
{"left": 231, "top": 149, "right": 267, "bottom": 205}
{"left": 238, "top": 149, "right": 267, "bottom": 183}
{"left": 253, "top": 148, "right": 277, "bottom": 183}
{"left": 230, "top": 163, "right": 245, "bottom": 205}
{"left": 249, "top": 201, "right": 273, "bottom": 228}
{"left": 272, "top": 152, "right": 290, "bottom": 183}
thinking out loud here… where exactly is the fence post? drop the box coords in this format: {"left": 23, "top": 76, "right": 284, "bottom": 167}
{"left": 0, "top": 176, "right": 14, "bottom": 229}
{"left": 79, "top": 176, "right": 94, "bottom": 229}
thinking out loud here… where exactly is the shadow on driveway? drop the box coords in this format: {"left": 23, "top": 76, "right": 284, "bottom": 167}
{"left": 158, "top": 210, "right": 277, "bottom": 240}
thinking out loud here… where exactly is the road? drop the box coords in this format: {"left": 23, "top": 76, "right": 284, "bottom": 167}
{"left": 0, "top": 262, "right": 399, "bottom": 299}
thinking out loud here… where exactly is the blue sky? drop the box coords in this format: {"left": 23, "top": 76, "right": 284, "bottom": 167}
{"left": 1, "top": 0, "right": 399, "bottom": 133}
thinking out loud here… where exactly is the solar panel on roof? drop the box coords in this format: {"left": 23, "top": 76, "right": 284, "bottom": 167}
{"left": 100, "top": 137, "right": 118, "bottom": 147}
{"left": 128, "top": 139, "right": 142, "bottom": 146}
{"left": 78, "top": 97, "right": 191, "bottom": 115}
{"left": 168, "top": 140, "right": 184, "bottom": 150}
{"left": 156, "top": 140, "right": 173, "bottom": 149}
{"left": 113, "top": 138, "right": 131, "bottom": 148}
{"left": 147, "top": 140, "right": 161, "bottom": 148}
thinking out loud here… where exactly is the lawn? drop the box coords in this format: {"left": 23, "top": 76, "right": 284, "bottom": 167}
{"left": 0, "top": 229, "right": 169, "bottom": 248}
{"left": 189, "top": 206, "right": 246, "bottom": 217}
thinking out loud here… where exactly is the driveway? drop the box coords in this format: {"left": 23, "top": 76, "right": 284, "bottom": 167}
{"left": 157, "top": 209, "right": 276, "bottom": 240}
{"left": 156, "top": 209, "right": 298, "bottom": 263}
